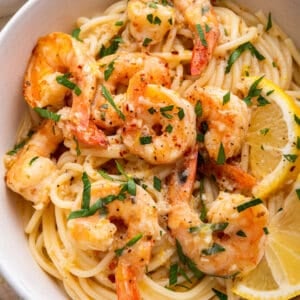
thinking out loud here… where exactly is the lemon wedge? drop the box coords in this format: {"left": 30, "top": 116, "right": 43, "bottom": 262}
{"left": 245, "top": 77, "right": 300, "bottom": 199}
{"left": 232, "top": 175, "right": 300, "bottom": 299}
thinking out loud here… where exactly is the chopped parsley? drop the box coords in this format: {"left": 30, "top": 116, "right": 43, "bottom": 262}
{"left": 101, "top": 85, "right": 125, "bottom": 120}
{"left": 115, "top": 21, "right": 124, "bottom": 26}
{"left": 225, "top": 42, "right": 265, "bottom": 73}
{"left": 236, "top": 198, "right": 263, "bottom": 212}
{"left": 296, "top": 189, "right": 300, "bottom": 200}
{"left": 6, "top": 130, "right": 34, "bottom": 155}
{"left": 81, "top": 172, "right": 91, "bottom": 210}
{"left": 195, "top": 24, "right": 207, "bottom": 47}
{"left": 142, "top": 37, "right": 153, "bottom": 47}
{"left": 140, "top": 135, "right": 153, "bottom": 145}
{"left": 177, "top": 107, "right": 185, "bottom": 120}
{"left": 212, "top": 288, "right": 228, "bottom": 300}
{"left": 73, "top": 136, "right": 81, "bottom": 156}
{"left": 260, "top": 128, "right": 270, "bottom": 135}
{"left": 99, "top": 36, "right": 123, "bottom": 58}
{"left": 165, "top": 124, "right": 173, "bottom": 133}
{"left": 115, "top": 233, "right": 143, "bottom": 256}
{"left": 202, "top": 243, "right": 225, "bottom": 255}
{"left": 195, "top": 101, "right": 202, "bottom": 117}
{"left": 153, "top": 176, "right": 162, "bottom": 191}
{"left": 146, "top": 14, "right": 161, "bottom": 25}
{"left": 263, "top": 227, "right": 270, "bottom": 235}
{"left": 222, "top": 91, "right": 230, "bottom": 105}
{"left": 283, "top": 154, "right": 298, "bottom": 163}
{"left": 216, "top": 142, "right": 226, "bottom": 165}
{"left": 29, "top": 156, "right": 39, "bottom": 166}
{"left": 71, "top": 28, "right": 82, "bottom": 42}
{"left": 104, "top": 60, "right": 115, "bottom": 81}
{"left": 243, "top": 76, "right": 264, "bottom": 106}
{"left": 98, "top": 169, "right": 114, "bottom": 181}
{"left": 236, "top": 230, "right": 247, "bottom": 237}
{"left": 169, "top": 263, "right": 178, "bottom": 286}
{"left": 56, "top": 73, "right": 82, "bottom": 96}
{"left": 33, "top": 107, "right": 61, "bottom": 122}
{"left": 266, "top": 12, "right": 273, "bottom": 32}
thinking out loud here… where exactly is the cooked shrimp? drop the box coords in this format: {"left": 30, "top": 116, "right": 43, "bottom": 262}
{"left": 167, "top": 146, "right": 269, "bottom": 277}
{"left": 68, "top": 182, "right": 161, "bottom": 299}
{"left": 200, "top": 159, "right": 257, "bottom": 193}
{"left": 92, "top": 53, "right": 171, "bottom": 129}
{"left": 127, "top": 0, "right": 175, "bottom": 46}
{"left": 24, "top": 32, "right": 107, "bottom": 146}
{"left": 121, "top": 68, "right": 197, "bottom": 164}
{"left": 5, "top": 120, "right": 63, "bottom": 210}
{"left": 184, "top": 85, "right": 250, "bottom": 161}
{"left": 173, "top": 0, "right": 220, "bottom": 75}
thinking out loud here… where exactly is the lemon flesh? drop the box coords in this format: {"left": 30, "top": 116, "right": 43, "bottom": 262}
{"left": 245, "top": 77, "right": 300, "bottom": 199}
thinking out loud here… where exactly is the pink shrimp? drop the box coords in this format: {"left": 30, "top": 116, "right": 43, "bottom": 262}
{"left": 167, "top": 145, "right": 269, "bottom": 277}
{"left": 174, "top": 0, "right": 220, "bottom": 75}
{"left": 24, "top": 32, "right": 107, "bottom": 146}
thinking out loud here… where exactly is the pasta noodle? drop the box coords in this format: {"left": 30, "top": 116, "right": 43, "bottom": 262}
{"left": 3, "top": 0, "right": 300, "bottom": 299}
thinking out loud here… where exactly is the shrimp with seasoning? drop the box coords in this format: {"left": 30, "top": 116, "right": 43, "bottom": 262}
{"left": 5, "top": 120, "right": 63, "bottom": 210}
{"left": 167, "top": 146, "right": 269, "bottom": 277}
{"left": 173, "top": 0, "right": 220, "bottom": 75}
{"left": 122, "top": 67, "right": 197, "bottom": 164}
{"left": 24, "top": 32, "right": 107, "bottom": 146}
{"left": 93, "top": 53, "right": 171, "bottom": 129}
{"left": 127, "top": 0, "right": 175, "bottom": 46}
{"left": 184, "top": 84, "right": 256, "bottom": 192}
{"left": 68, "top": 182, "right": 162, "bottom": 300}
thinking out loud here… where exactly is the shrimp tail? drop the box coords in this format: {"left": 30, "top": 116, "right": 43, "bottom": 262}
{"left": 116, "top": 261, "right": 141, "bottom": 300}
{"left": 200, "top": 159, "right": 257, "bottom": 193}
{"left": 191, "top": 28, "right": 220, "bottom": 76}
{"left": 168, "top": 145, "right": 198, "bottom": 205}
{"left": 72, "top": 121, "right": 108, "bottom": 147}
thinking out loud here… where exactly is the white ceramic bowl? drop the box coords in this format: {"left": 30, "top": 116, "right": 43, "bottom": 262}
{"left": 0, "top": 0, "right": 299, "bottom": 299}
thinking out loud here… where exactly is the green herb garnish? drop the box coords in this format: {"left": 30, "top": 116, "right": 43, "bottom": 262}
{"left": 263, "top": 227, "right": 269, "bottom": 235}
{"left": 169, "top": 263, "right": 178, "bottom": 286}
{"left": 71, "top": 28, "right": 82, "bottom": 41}
{"left": 202, "top": 243, "right": 225, "bottom": 255}
{"left": 243, "top": 76, "right": 264, "bottom": 105}
{"left": 115, "top": 21, "right": 124, "bottom": 26}
{"left": 33, "top": 107, "right": 61, "bottom": 122}
{"left": 216, "top": 142, "right": 226, "bottom": 165}
{"left": 283, "top": 154, "right": 298, "bottom": 163}
{"left": 98, "top": 169, "right": 114, "bottom": 181}
{"left": 260, "top": 128, "right": 270, "bottom": 135}
{"left": 212, "top": 288, "right": 228, "bottom": 300}
{"left": 56, "top": 73, "right": 82, "bottom": 96}
{"left": 153, "top": 176, "right": 162, "bottom": 191}
{"left": 222, "top": 91, "right": 230, "bottom": 105}
{"left": 166, "top": 124, "right": 173, "bottom": 133}
{"left": 236, "top": 230, "right": 247, "bottom": 237}
{"left": 176, "top": 239, "right": 204, "bottom": 279}
{"left": 296, "top": 189, "right": 300, "bottom": 200}
{"left": 101, "top": 85, "right": 125, "bottom": 120}
{"left": 99, "top": 36, "right": 123, "bottom": 58}
{"left": 81, "top": 172, "right": 91, "bottom": 210}
{"left": 140, "top": 136, "right": 153, "bottom": 145}
{"left": 115, "top": 233, "right": 143, "bottom": 256}
{"left": 195, "top": 24, "right": 207, "bottom": 47}
{"left": 104, "top": 60, "right": 115, "bottom": 81}
{"left": 73, "top": 136, "right": 81, "bottom": 156}
{"left": 225, "top": 42, "right": 265, "bottom": 73}
{"left": 236, "top": 198, "right": 263, "bottom": 212}
{"left": 195, "top": 101, "right": 202, "bottom": 117}
{"left": 266, "top": 12, "right": 273, "bottom": 32}
{"left": 177, "top": 108, "right": 185, "bottom": 120}
{"left": 29, "top": 156, "right": 39, "bottom": 166}
{"left": 143, "top": 37, "right": 153, "bottom": 47}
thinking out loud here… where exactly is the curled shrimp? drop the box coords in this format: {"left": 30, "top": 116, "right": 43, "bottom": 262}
{"left": 184, "top": 85, "right": 250, "bottom": 161}
{"left": 174, "top": 0, "right": 220, "bottom": 75}
{"left": 121, "top": 64, "right": 197, "bottom": 164}
{"left": 127, "top": 0, "right": 175, "bottom": 46}
{"left": 92, "top": 53, "right": 171, "bottom": 129}
{"left": 68, "top": 182, "right": 162, "bottom": 299}
{"left": 5, "top": 120, "right": 63, "bottom": 210}
{"left": 24, "top": 32, "right": 107, "bottom": 146}
{"left": 167, "top": 146, "right": 269, "bottom": 277}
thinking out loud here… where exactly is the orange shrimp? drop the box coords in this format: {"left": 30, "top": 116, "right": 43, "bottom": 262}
{"left": 167, "top": 145, "right": 269, "bottom": 277}
{"left": 174, "top": 0, "right": 220, "bottom": 75}
{"left": 24, "top": 32, "right": 107, "bottom": 146}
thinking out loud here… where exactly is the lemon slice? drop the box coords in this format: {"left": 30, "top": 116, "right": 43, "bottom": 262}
{"left": 245, "top": 77, "right": 300, "bottom": 199}
{"left": 232, "top": 175, "right": 300, "bottom": 299}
